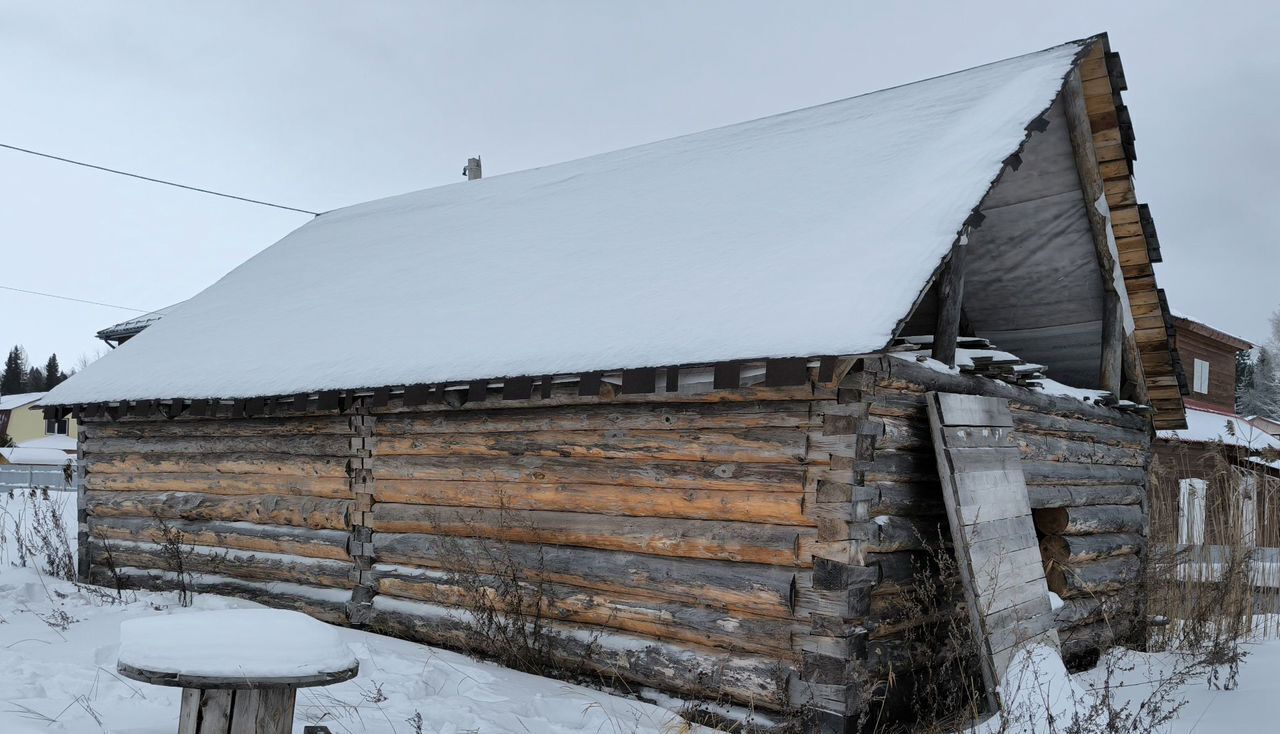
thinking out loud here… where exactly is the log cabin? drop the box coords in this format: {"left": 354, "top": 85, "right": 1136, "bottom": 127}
{"left": 42, "top": 34, "right": 1185, "bottom": 730}
{"left": 1155, "top": 315, "right": 1280, "bottom": 548}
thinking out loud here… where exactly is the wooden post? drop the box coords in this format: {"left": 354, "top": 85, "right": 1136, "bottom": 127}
{"left": 464, "top": 157, "right": 482, "bottom": 180}
{"left": 931, "top": 237, "right": 968, "bottom": 367}
{"left": 1101, "top": 289, "right": 1124, "bottom": 396}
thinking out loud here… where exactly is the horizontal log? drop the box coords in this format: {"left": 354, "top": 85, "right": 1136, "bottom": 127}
{"left": 85, "top": 452, "right": 351, "bottom": 478}
{"left": 368, "top": 597, "right": 788, "bottom": 710}
{"left": 84, "top": 415, "right": 354, "bottom": 439}
{"left": 375, "top": 427, "right": 807, "bottom": 464}
{"left": 1014, "top": 433, "right": 1146, "bottom": 467}
{"left": 369, "top": 504, "right": 810, "bottom": 566}
{"left": 1011, "top": 409, "right": 1149, "bottom": 449}
{"left": 865, "top": 482, "right": 946, "bottom": 517}
{"left": 370, "top": 383, "right": 826, "bottom": 417}
{"left": 1026, "top": 484, "right": 1144, "bottom": 509}
{"left": 1060, "top": 619, "right": 1124, "bottom": 663}
{"left": 373, "top": 567, "right": 800, "bottom": 658}
{"left": 372, "top": 533, "right": 799, "bottom": 618}
{"left": 373, "top": 454, "right": 805, "bottom": 492}
{"left": 808, "top": 416, "right": 930, "bottom": 454}
{"left": 1020, "top": 461, "right": 1147, "bottom": 487}
{"left": 84, "top": 472, "right": 351, "bottom": 500}
{"left": 87, "top": 539, "right": 353, "bottom": 589}
{"left": 814, "top": 450, "right": 938, "bottom": 485}
{"left": 1034, "top": 505, "right": 1145, "bottom": 535}
{"left": 93, "top": 566, "right": 350, "bottom": 625}
{"left": 85, "top": 491, "right": 350, "bottom": 530}
{"left": 1053, "top": 597, "right": 1106, "bottom": 628}
{"left": 1045, "top": 555, "right": 1142, "bottom": 598}
{"left": 372, "top": 479, "right": 810, "bottom": 526}
{"left": 378, "top": 401, "right": 815, "bottom": 434}
{"left": 86, "top": 434, "right": 355, "bottom": 458}
{"left": 870, "top": 358, "right": 1150, "bottom": 430}
{"left": 1040, "top": 533, "right": 1145, "bottom": 564}
{"left": 86, "top": 516, "right": 351, "bottom": 561}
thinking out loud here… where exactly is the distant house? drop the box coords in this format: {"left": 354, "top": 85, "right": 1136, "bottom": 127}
{"left": 95, "top": 303, "right": 181, "bottom": 347}
{"left": 46, "top": 35, "right": 1184, "bottom": 729}
{"left": 1156, "top": 315, "right": 1280, "bottom": 546}
{"left": 1251, "top": 415, "right": 1280, "bottom": 440}
{"left": 0, "top": 392, "right": 77, "bottom": 446}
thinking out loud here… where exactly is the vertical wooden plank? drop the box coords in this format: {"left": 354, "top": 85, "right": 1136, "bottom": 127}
{"left": 178, "top": 688, "right": 202, "bottom": 734}
{"left": 925, "top": 391, "right": 1059, "bottom": 712}
{"left": 931, "top": 240, "right": 967, "bottom": 367}
{"left": 255, "top": 687, "right": 297, "bottom": 734}
{"left": 228, "top": 689, "right": 260, "bottom": 734}
{"left": 198, "top": 688, "right": 234, "bottom": 733}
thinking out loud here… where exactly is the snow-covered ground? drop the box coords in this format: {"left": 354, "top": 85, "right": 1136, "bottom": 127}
{"left": 4, "top": 487, "right": 1280, "bottom": 733}
{"left": 0, "top": 490, "right": 706, "bottom": 734}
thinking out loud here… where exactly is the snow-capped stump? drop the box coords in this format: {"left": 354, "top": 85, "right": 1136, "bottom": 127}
{"left": 117, "top": 609, "right": 358, "bottom": 734}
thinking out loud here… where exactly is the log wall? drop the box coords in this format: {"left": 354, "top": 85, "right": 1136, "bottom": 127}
{"left": 77, "top": 357, "right": 1153, "bottom": 729}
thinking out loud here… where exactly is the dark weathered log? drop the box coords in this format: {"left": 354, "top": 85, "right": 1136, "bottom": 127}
{"left": 1025, "top": 484, "right": 1144, "bottom": 509}
{"left": 88, "top": 539, "right": 352, "bottom": 589}
{"left": 369, "top": 504, "right": 810, "bottom": 566}
{"left": 367, "top": 599, "right": 788, "bottom": 710}
{"left": 85, "top": 415, "right": 354, "bottom": 439}
{"left": 867, "top": 358, "right": 1149, "bottom": 429}
{"left": 814, "top": 450, "right": 939, "bottom": 485}
{"left": 1011, "top": 409, "right": 1149, "bottom": 448}
{"left": 372, "top": 533, "right": 799, "bottom": 618}
{"left": 85, "top": 491, "right": 350, "bottom": 530}
{"left": 373, "top": 568, "right": 801, "bottom": 657}
{"left": 1020, "top": 461, "right": 1147, "bottom": 487}
{"left": 85, "top": 453, "right": 350, "bottom": 478}
{"left": 372, "top": 479, "right": 810, "bottom": 526}
{"left": 1014, "top": 433, "right": 1146, "bottom": 467}
{"left": 370, "top": 382, "right": 822, "bottom": 415}
{"left": 1045, "top": 554, "right": 1142, "bottom": 598}
{"left": 87, "top": 516, "right": 351, "bottom": 561}
{"left": 1053, "top": 596, "right": 1106, "bottom": 628}
{"left": 1034, "top": 505, "right": 1144, "bottom": 535}
{"left": 861, "top": 482, "right": 946, "bottom": 517}
{"left": 377, "top": 401, "right": 815, "bottom": 434}
{"left": 374, "top": 454, "right": 805, "bottom": 492}
{"left": 86, "top": 434, "right": 354, "bottom": 458}
{"left": 375, "top": 426, "right": 807, "bottom": 464}
{"left": 932, "top": 241, "right": 967, "bottom": 367}
{"left": 84, "top": 472, "right": 351, "bottom": 500}
{"left": 1040, "top": 532, "right": 1145, "bottom": 564}
{"left": 95, "top": 566, "right": 349, "bottom": 625}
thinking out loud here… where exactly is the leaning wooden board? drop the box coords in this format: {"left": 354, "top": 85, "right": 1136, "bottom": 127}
{"left": 924, "top": 391, "right": 1059, "bottom": 709}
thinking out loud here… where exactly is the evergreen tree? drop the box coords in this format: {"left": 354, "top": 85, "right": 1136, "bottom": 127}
{"left": 43, "top": 354, "right": 64, "bottom": 390}
{"left": 26, "top": 366, "right": 43, "bottom": 391}
{"left": 1238, "top": 310, "right": 1280, "bottom": 419}
{"left": 1, "top": 346, "right": 27, "bottom": 394}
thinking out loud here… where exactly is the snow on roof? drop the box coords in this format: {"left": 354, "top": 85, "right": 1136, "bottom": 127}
{"left": 17, "top": 435, "right": 77, "bottom": 452}
{"left": 1159, "top": 404, "right": 1280, "bottom": 458}
{"left": 0, "top": 447, "right": 72, "bottom": 466}
{"left": 44, "top": 40, "right": 1085, "bottom": 404}
{"left": 0, "top": 392, "right": 45, "bottom": 411}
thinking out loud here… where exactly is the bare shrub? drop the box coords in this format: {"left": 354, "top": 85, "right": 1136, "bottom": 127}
{"left": 429, "top": 500, "right": 560, "bottom": 676}
{"left": 151, "top": 512, "right": 196, "bottom": 607}
{"left": 2, "top": 487, "right": 76, "bottom": 581}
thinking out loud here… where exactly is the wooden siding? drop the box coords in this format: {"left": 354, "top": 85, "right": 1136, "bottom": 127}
{"left": 1171, "top": 328, "right": 1239, "bottom": 412}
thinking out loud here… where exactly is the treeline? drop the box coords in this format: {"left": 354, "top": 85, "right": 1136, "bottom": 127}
{"left": 1, "top": 346, "right": 69, "bottom": 394}
{"left": 1237, "top": 309, "right": 1280, "bottom": 421}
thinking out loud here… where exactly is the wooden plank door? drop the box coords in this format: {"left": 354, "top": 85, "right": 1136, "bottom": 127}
{"left": 925, "top": 391, "right": 1059, "bottom": 709}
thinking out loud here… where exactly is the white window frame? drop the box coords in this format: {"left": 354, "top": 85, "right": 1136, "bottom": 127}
{"left": 1179, "top": 478, "right": 1206, "bottom": 545}
{"left": 1192, "top": 358, "right": 1210, "bottom": 394}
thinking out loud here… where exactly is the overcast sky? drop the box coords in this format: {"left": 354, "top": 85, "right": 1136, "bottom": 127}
{"left": 1, "top": 1, "right": 1277, "bottom": 376}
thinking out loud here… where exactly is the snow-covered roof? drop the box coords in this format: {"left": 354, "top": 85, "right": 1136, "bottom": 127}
{"left": 45, "top": 40, "right": 1086, "bottom": 404}
{"left": 0, "top": 392, "right": 45, "bottom": 411}
{"left": 0, "top": 447, "right": 72, "bottom": 466}
{"left": 1159, "top": 404, "right": 1280, "bottom": 460}
{"left": 17, "top": 435, "right": 77, "bottom": 452}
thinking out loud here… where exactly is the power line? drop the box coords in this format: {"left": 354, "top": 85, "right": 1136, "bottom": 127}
{"left": 0, "top": 142, "right": 319, "bottom": 216}
{"left": 0, "top": 284, "right": 152, "bottom": 313}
